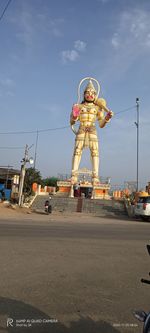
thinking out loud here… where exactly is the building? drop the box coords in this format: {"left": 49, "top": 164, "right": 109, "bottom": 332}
{"left": 0, "top": 167, "right": 20, "bottom": 200}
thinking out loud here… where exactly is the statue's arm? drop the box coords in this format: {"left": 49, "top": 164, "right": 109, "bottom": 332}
{"left": 70, "top": 104, "right": 80, "bottom": 125}
{"left": 95, "top": 98, "right": 113, "bottom": 128}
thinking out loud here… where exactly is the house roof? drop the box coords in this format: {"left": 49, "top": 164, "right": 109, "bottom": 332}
{"left": 0, "top": 167, "right": 20, "bottom": 178}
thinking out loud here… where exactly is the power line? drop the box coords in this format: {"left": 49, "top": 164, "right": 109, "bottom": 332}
{"left": 0, "top": 0, "right": 13, "bottom": 22}
{"left": 0, "top": 105, "right": 136, "bottom": 136}
{"left": 0, "top": 146, "right": 24, "bottom": 149}
{"left": 0, "top": 125, "right": 70, "bottom": 135}
{"left": 38, "top": 125, "right": 70, "bottom": 133}
{"left": 115, "top": 105, "right": 136, "bottom": 115}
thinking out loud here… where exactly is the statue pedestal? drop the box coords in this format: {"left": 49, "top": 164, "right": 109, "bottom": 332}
{"left": 57, "top": 180, "right": 110, "bottom": 199}
{"left": 57, "top": 181, "right": 72, "bottom": 196}
{"left": 91, "top": 184, "right": 110, "bottom": 199}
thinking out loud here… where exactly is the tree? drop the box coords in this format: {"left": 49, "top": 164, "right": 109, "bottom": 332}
{"left": 42, "top": 177, "right": 58, "bottom": 187}
{"left": 23, "top": 167, "right": 42, "bottom": 195}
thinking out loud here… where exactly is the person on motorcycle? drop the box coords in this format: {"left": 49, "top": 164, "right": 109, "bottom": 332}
{"left": 44, "top": 200, "right": 52, "bottom": 214}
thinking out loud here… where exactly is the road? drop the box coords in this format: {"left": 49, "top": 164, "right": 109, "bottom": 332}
{"left": 0, "top": 213, "right": 149, "bottom": 332}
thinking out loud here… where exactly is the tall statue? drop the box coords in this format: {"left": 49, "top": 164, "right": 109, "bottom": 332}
{"left": 70, "top": 77, "right": 113, "bottom": 185}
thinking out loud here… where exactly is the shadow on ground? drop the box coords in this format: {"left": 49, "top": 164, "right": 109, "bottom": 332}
{"left": 94, "top": 214, "right": 131, "bottom": 221}
{"left": 0, "top": 296, "right": 121, "bottom": 332}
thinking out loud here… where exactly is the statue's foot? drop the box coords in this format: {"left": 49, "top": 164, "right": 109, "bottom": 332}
{"left": 71, "top": 172, "right": 78, "bottom": 184}
{"left": 92, "top": 176, "right": 100, "bottom": 186}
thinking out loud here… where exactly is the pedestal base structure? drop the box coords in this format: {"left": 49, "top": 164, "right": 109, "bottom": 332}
{"left": 57, "top": 180, "right": 110, "bottom": 200}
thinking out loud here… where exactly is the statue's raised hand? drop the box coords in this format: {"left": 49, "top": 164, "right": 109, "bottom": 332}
{"left": 72, "top": 104, "right": 80, "bottom": 118}
{"left": 105, "top": 110, "right": 113, "bottom": 122}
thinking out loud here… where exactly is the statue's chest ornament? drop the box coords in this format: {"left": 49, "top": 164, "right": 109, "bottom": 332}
{"left": 81, "top": 106, "right": 97, "bottom": 114}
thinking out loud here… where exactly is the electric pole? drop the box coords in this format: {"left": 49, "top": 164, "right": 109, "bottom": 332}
{"left": 18, "top": 145, "right": 28, "bottom": 206}
{"left": 34, "top": 130, "right": 39, "bottom": 169}
{"left": 18, "top": 144, "right": 34, "bottom": 206}
{"left": 135, "top": 98, "right": 139, "bottom": 192}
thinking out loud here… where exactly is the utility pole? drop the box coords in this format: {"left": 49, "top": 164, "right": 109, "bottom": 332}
{"left": 18, "top": 145, "right": 28, "bottom": 206}
{"left": 34, "top": 130, "right": 39, "bottom": 169}
{"left": 18, "top": 144, "right": 34, "bottom": 206}
{"left": 5, "top": 165, "right": 10, "bottom": 189}
{"left": 135, "top": 98, "right": 139, "bottom": 192}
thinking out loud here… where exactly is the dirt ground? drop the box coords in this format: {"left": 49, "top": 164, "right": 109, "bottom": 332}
{"left": 0, "top": 202, "right": 135, "bottom": 225}
{"left": 0, "top": 203, "right": 36, "bottom": 220}
{"left": 0, "top": 203, "right": 92, "bottom": 223}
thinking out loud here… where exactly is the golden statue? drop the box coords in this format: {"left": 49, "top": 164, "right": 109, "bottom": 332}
{"left": 70, "top": 77, "right": 113, "bottom": 185}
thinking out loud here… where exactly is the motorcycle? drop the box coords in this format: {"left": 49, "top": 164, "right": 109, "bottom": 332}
{"left": 133, "top": 244, "right": 150, "bottom": 333}
{"left": 44, "top": 200, "right": 52, "bottom": 215}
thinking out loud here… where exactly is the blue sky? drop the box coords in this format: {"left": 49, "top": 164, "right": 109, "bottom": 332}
{"left": 0, "top": 0, "right": 150, "bottom": 188}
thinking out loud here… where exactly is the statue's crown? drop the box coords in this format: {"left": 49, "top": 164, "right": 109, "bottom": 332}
{"left": 84, "top": 80, "right": 96, "bottom": 93}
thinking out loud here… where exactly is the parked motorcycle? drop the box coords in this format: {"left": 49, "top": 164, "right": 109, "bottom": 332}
{"left": 133, "top": 244, "right": 150, "bottom": 333}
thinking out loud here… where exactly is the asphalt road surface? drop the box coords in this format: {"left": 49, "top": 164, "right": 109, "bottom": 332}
{"left": 0, "top": 213, "right": 149, "bottom": 333}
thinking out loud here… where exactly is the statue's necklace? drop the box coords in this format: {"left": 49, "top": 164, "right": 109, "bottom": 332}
{"left": 84, "top": 103, "right": 94, "bottom": 110}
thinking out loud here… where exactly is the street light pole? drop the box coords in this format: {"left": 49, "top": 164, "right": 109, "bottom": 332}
{"left": 18, "top": 144, "right": 34, "bottom": 206}
{"left": 18, "top": 144, "right": 28, "bottom": 206}
{"left": 135, "top": 98, "right": 139, "bottom": 192}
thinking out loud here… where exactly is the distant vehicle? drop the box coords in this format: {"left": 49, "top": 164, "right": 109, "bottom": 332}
{"left": 134, "top": 193, "right": 150, "bottom": 221}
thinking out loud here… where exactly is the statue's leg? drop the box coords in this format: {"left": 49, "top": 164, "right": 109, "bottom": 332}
{"left": 89, "top": 135, "right": 99, "bottom": 184}
{"left": 71, "top": 136, "right": 84, "bottom": 183}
